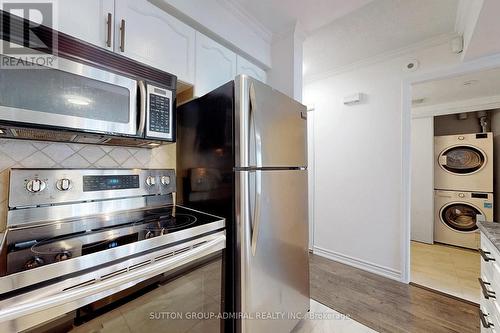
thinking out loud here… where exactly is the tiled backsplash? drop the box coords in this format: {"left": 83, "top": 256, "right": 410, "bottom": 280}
{"left": 0, "top": 139, "right": 176, "bottom": 230}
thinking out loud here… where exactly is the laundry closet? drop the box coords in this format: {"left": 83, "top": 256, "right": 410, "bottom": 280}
{"left": 433, "top": 111, "right": 495, "bottom": 250}
{"left": 409, "top": 67, "right": 500, "bottom": 303}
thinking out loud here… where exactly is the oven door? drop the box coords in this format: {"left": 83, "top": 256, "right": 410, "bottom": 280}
{"left": 0, "top": 54, "right": 138, "bottom": 136}
{"left": 0, "top": 232, "right": 225, "bottom": 333}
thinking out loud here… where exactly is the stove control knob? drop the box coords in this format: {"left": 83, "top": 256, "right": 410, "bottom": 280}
{"left": 24, "top": 257, "right": 45, "bottom": 270}
{"left": 145, "top": 230, "right": 155, "bottom": 239}
{"left": 145, "top": 176, "right": 156, "bottom": 186}
{"left": 161, "top": 176, "right": 171, "bottom": 186}
{"left": 56, "top": 178, "right": 71, "bottom": 191}
{"left": 55, "top": 251, "right": 72, "bottom": 262}
{"left": 26, "top": 179, "right": 46, "bottom": 193}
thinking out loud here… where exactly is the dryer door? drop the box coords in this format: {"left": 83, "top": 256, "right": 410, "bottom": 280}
{"left": 440, "top": 203, "right": 480, "bottom": 232}
{"left": 438, "top": 145, "right": 486, "bottom": 175}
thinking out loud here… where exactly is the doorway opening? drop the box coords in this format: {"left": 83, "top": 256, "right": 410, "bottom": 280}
{"left": 409, "top": 66, "right": 500, "bottom": 303}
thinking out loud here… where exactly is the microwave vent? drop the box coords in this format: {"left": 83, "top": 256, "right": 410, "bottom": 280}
{"left": 74, "top": 135, "right": 107, "bottom": 144}
{"left": 103, "top": 138, "right": 159, "bottom": 148}
{"left": 12, "top": 128, "right": 77, "bottom": 142}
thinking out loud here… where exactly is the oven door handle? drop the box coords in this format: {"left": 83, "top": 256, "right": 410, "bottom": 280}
{"left": 0, "top": 235, "right": 225, "bottom": 323}
{"left": 137, "top": 80, "right": 147, "bottom": 136}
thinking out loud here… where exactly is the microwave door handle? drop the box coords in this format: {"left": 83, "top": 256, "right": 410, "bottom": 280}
{"left": 137, "top": 80, "right": 147, "bottom": 136}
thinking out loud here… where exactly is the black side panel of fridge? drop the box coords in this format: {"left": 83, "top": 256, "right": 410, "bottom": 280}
{"left": 176, "top": 81, "right": 235, "bottom": 333}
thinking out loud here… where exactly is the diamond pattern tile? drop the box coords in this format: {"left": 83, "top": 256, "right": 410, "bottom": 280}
{"left": 78, "top": 146, "right": 106, "bottom": 164}
{"left": 133, "top": 149, "right": 153, "bottom": 166}
{"left": 109, "top": 148, "right": 131, "bottom": 165}
{"left": 42, "top": 143, "right": 75, "bottom": 164}
{"left": 0, "top": 141, "right": 37, "bottom": 161}
{"left": 20, "top": 151, "right": 56, "bottom": 168}
{"left": 121, "top": 156, "right": 142, "bottom": 168}
{"left": 94, "top": 155, "right": 119, "bottom": 168}
{"left": 59, "top": 153, "right": 91, "bottom": 168}
{"left": 0, "top": 155, "right": 15, "bottom": 172}
{"left": 0, "top": 139, "right": 175, "bottom": 230}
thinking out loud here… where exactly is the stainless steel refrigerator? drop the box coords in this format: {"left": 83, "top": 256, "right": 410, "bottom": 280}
{"left": 177, "top": 75, "right": 309, "bottom": 333}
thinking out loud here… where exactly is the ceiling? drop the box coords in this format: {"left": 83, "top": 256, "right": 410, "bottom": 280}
{"left": 412, "top": 67, "right": 500, "bottom": 107}
{"left": 303, "top": 0, "right": 459, "bottom": 79}
{"left": 230, "top": 0, "right": 375, "bottom": 35}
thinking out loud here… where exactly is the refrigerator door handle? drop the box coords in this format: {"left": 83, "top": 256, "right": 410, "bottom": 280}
{"left": 249, "top": 82, "right": 263, "bottom": 168}
{"left": 250, "top": 170, "right": 262, "bottom": 256}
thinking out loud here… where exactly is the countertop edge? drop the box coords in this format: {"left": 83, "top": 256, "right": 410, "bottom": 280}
{"left": 477, "top": 221, "right": 500, "bottom": 251}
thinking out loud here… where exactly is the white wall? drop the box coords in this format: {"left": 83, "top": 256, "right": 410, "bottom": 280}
{"left": 456, "top": 0, "right": 484, "bottom": 60}
{"left": 458, "top": 0, "right": 500, "bottom": 62}
{"left": 411, "top": 117, "right": 434, "bottom": 244}
{"left": 303, "top": 42, "right": 460, "bottom": 280}
{"left": 268, "top": 24, "right": 305, "bottom": 101}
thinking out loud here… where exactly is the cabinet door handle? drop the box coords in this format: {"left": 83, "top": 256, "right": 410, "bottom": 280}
{"left": 479, "top": 278, "right": 496, "bottom": 299}
{"left": 480, "top": 309, "right": 494, "bottom": 328}
{"left": 119, "top": 19, "right": 126, "bottom": 52}
{"left": 480, "top": 248, "right": 496, "bottom": 262}
{"left": 106, "top": 13, "right": 112, "bottom": 48}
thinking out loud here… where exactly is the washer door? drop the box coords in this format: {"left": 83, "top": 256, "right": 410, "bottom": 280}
{"left": 440, "top": 203, "right": 480, "bottom": 232}
{"left": 438, "top": 145, "right": 486, "bottom": 175}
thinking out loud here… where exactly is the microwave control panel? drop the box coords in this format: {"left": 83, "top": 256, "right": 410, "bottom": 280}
{"left": 146, "top": 84, "right": 173, "bottom": 141}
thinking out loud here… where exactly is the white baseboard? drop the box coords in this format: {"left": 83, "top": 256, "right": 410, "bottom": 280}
{"left": 313, "top": 246, "right": 402, "bottom": 282}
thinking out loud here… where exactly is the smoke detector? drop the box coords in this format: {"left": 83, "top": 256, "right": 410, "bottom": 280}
{"left": 404, "top": 59, "right": 419, "bottom": 72}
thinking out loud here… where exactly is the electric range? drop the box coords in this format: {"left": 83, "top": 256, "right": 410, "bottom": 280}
{"left": 0, "top": 168, "right": 226, "bottom": 332}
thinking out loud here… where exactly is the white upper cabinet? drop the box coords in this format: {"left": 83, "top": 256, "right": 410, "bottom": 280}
{"left": 236, "top": 56, "right": 266, "bottom": 83}
{"left": 56, "top": 0, "right": 114, "bottom": 50}
{"left": 195, "top": 32, "right": 236, "bottom": 97}
{"left": 114, "top": 0, "right": 195, "bottom": 84}
{"left": 53, "top": 1, "right": 265, "bottom": 90}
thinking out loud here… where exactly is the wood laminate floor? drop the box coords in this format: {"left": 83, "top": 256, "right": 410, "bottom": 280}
{"left": 310, "top": 254, "right": 480, "bottom": 333}
{"left": 411, "top": 241, "right": 480, "bottom": 303}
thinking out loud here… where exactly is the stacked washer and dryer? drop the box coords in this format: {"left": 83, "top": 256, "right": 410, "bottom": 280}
{"left": 434, "top": 132, "right": 494, "bottom": 249}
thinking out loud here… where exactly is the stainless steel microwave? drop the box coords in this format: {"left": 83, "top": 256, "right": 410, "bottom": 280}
{"left": 0, "top": 53, "right": 175, "bottom": 146}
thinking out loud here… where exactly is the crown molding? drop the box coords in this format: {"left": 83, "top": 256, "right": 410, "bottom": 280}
{"left": 217, "top": 0, "right": 273, "bottom": 44}
{"left": 304, "top": 32, "right": 457, "bottom": 85}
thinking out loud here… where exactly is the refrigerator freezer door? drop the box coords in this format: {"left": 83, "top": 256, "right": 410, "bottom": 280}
{"left": 236, "top": 169, "right": 310, "bottom": 333}
{"left": 235, "top": 75, "right": 307, "bottom": 168}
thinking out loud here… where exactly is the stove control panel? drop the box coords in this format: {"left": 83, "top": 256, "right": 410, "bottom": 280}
{"left": 9, "top": 169, "right": 176, "bottom": 210}
{"left": 83, "top": 175, "right": 140, "bottom": 192}
{"left": 26, "top": 178, "right": 46, "bottom": 193}
{"left": 56, "top": 178, "right": 71, "bottom": 191}
{"left": 161, "top": 175, "right": 171, "bottom": 185}
{"left": 145, "top": 176, "right": 156, "bottom": 186}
